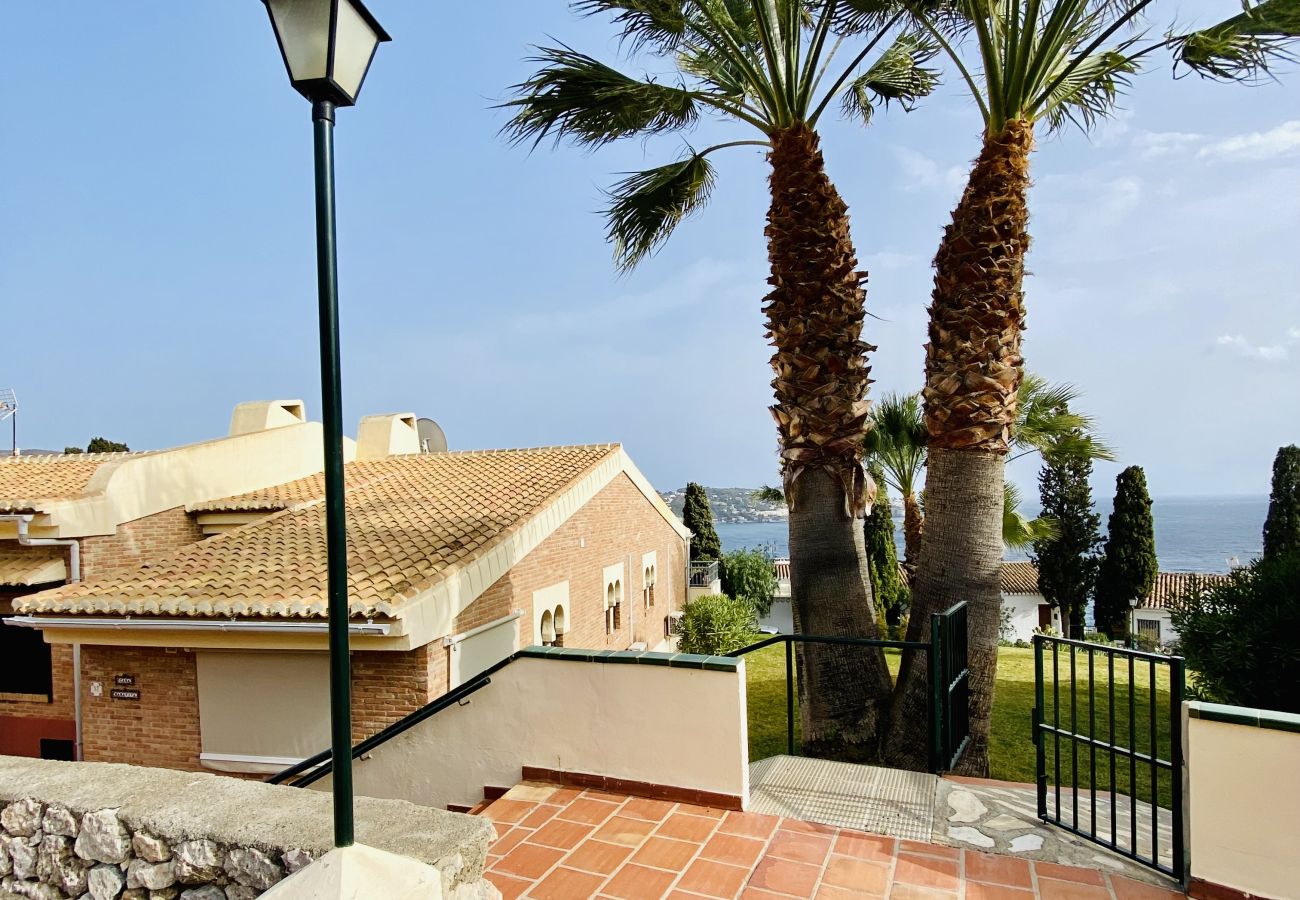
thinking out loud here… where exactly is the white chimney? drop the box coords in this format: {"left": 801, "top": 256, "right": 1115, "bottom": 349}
{"left": 228, "top": 400, "right": 307, "bottom": 436}
{"left": 356, "top": 414, "right": 420, "bottom": 459}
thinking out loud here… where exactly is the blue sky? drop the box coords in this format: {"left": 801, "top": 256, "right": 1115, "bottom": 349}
{"left": 2, "top": 2, "right": 1297, "bottom": 500}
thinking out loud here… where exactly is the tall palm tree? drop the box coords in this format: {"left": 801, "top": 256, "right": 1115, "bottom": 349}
{"left": 875, "top": 0, "right": 1298, "bottom": 774}
{"left": 864, "top": 393, "right": 927, "bottom": 572}
{"left": 503, "top": 0, "right": 940, "bottom": 758}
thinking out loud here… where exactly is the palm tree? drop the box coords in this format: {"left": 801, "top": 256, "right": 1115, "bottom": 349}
{"left": 503, "top": 0, "right": 940, "bottom": 758}
{"left": 1002, "top": 481, "right": 1058, "bottom": 549}
{"left": 877, "top": 0, "right": 1298, "bottom": 774}
{"left": 864, "top": 393, "right": 927, "bottom": 572}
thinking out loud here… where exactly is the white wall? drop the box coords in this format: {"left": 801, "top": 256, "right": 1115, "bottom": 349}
{"left": 999, "top": 593, "right": 1058, "bottom": 642}
{"left": 1133, "top": 609, "right": 1178, "bottom": 647}
{"left": 327, "top": 655, "right": 749, "bottom": 811}
{"left": 1187, "top": 707, "right": 1300, "bottom": 899}
{"left": 758, "top": 600, "right": 794, "bottom": 635}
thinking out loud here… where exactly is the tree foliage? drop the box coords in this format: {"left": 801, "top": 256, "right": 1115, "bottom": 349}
{"left": 1263, "top": 445, "right": 1300, "bottom": 561}
{"left": 864, "top": 468, "right": 907, "bottom": 635}
{"left": 1031, "top": 449, "right": 1101, "bottom": 636}
{"left": 86, "top": 437, "right": 129, "bottom": 453}
{"left": 720, "top": 547, "right": 779, "bottom": 617}
{"left": 1095, "top": 466, "right": 1158, "bottom": 636}
{"left": 682, "top": 482, "right": 722, "bottom": 561}
{"left": 1171, "top": 553, "right": 1300, "bottom": 714}
{"left": 677, "top": 593, "right": 757, "bottom": 656}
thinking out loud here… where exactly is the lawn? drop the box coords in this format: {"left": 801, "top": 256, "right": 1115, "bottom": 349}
{"left": 743, "top": 642, "right": 1175, "bottom": 807}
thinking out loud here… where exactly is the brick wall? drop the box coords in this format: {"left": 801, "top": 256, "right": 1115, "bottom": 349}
{"left": 350, "top": 648, "right": 433, "bottom": 742}
{"left": 79, "top": 645, "right": 202, "bottom": 772}
{"left": 79, "top": 506, "right": 205, "bottom": 578}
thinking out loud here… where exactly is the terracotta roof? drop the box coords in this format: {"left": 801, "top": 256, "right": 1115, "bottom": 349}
{"left": 18, "top": 446, "right": 619, "bottom": 620}
{"left": 1143, "top": 571, "right": 1230, "bottom": 610}
{"left": 0, "top": 453, "right": 145, "bottom": 513}
{"left": 189, "top": 463, "right": 390, "bottom": 513}
{"left": 0, "top": 544, "right": 67, "bottom": 587}
{"left": 1000, "top": 561, "right": 1041, "bottom": 594}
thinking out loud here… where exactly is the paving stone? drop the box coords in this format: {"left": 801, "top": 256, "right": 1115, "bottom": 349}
{"left": 1009, "top": 834, "right": 1045, "bottom": 853}
{"left": 946, "top": 790, "right": 989, "bottom": 824}
{"left": 948, "top": 826, "right": 996, "bottom": 848}
{"left": 984, "top": 813, "right": 1032, "bottom": 832}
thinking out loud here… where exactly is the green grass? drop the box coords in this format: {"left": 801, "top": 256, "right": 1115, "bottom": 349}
{"left": 743, "top": 642, "right": 1175, "bottom": 808}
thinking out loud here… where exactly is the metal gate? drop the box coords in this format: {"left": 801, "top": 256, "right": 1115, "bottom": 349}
{"left": 930, "top": 601, "right": 971, "bottom": 772}
{"left": 1032, "top": 635, "right": 1185, "bottom": 880}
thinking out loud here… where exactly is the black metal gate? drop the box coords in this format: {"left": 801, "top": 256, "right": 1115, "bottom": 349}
{"left": 1032, "top": 634, "right": 1185, "bottom": 880}
{"left": 930, "top": 601, "right": 971, "bottom": 772}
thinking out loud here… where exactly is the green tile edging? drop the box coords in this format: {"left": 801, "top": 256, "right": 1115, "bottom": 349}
{"left": 517, "top": 645, "right": 739, "bottom": 672}
{"left": 1187, "top": 701, "right": 1300, "bottom": 734}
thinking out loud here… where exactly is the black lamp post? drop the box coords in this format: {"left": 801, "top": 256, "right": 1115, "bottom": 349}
{"left": 260, "top": 0, "right": 390, "bottom": 849}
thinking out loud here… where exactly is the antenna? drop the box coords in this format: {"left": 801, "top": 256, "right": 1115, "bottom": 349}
{"left": 0, "top": 389, "right": 15, "bottom": 456}
{"left": 415, "top": 417, "right": 448, "bottom": 454}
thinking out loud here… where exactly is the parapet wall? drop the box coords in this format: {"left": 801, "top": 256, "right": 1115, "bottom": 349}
{"left": 0, "top": 756, "right": 496, "bottom": 899}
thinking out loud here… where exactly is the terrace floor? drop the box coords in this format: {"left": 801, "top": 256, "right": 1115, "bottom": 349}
{"left": 478, "top": 781, "right": 1187, "bottom": 900}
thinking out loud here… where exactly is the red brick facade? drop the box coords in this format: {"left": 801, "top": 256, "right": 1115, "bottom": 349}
{"left": 79, "top": 506, "right": 205, "bottom": 579}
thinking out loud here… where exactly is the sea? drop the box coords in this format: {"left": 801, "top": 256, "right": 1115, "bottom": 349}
{"left": 715, "top": 495, "right": 1268, "bottom": 573}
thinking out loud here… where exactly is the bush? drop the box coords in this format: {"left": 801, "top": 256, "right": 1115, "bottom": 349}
{"left": 1170, "top": 553, "right": 1300, "bottom": 714}
{"left": 676, "top": 594, "right": 757, "bottom": 656}
{"left": 719, "top": 548, "right": 778, "bottom": 617}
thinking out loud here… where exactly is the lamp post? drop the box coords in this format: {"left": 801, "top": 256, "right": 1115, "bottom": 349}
{"left": 1129, "top": 596, "right": 1139, "bottom": 650}
{"left": 260, "top": 0, "right": 390, "bottom": 849}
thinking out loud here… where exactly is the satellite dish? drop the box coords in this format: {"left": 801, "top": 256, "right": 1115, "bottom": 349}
{"left": 416, "top": 418, "right": 448, "bottom": 454}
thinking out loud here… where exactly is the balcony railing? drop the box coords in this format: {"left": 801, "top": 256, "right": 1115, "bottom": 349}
{"left": 688, "top": 559, "right": 720, "bottom": 588}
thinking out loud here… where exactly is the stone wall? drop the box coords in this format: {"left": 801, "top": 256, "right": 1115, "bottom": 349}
{"left": 0, "top": 757, "right": 497, "bottom": 900}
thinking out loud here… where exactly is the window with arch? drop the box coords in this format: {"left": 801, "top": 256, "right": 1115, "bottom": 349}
{"left": 540, "top": 609, "right": 555, "bottom": 647}
{"left": 552, "top": 604, "right": 567, "bottom": 647}
{"left": 641, "top": 551, "right": 658, "bottom": 610}
{"left": 603, "top": 562, "right": 625, "bottom": 636}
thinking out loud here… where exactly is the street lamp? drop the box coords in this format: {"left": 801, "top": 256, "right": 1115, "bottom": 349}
{"left": 1129, "top": 596, "right": 1140, "bottom": 650}
{"left": 260, "top": 0, "right": 390, "bottom": 849}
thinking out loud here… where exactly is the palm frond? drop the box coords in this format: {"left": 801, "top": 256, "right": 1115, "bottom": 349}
{"left": 1175, "top": 0, "right": 1300, "bottom": 82}
{"left": 680, "top": 40, "right": 753, "bottom": 100}
{"left": 1038, "top": 46, "right": 1140, "bottom": 132}
{"left": 864, "top": 392, "right": 929, "bottom": 496}
{"left": 1013, "top": 374, "right": 1116, "bottom": 462}
{"left": 502, "top": 45, "right": 701, "bottom": 148}
{"left": 605, "top": 152, "right": 719, "bottom": 270}
{"left": 753, "top": 485, "right": 786, "bottom": 502}
{"left": 842, "top": 31, "right": 942, "bottom": 123}
{"left": 1004, "top": 481, "right": 1061, "bottom": 549}
{"left": 834, "top": 0, "right": 915, "bottom": 35}
{"left": 574, "top": 0, "right": 691, "bottom": 52}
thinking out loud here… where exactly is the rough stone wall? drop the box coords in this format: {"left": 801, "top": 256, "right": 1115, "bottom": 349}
{"left": 0, "top": 757, "right": 497, "bottom": 900}
{"left": 78, "top": 648, "right": 201, "bottom": 772}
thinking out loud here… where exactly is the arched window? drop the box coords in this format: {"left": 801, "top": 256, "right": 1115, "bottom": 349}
{"left": 540, "top": 609, "right": 555, "bottom": 647}
{"left": 605, "top": 583, "right": 616, "bottom": 634}
{"left": 612, "top": 579, "right": 623, "bottom": 631}
{"left": 553, "top": 605, "right": 567, "bottom": 648}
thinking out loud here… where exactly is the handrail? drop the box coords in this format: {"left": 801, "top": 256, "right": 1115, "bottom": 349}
{"left": 267, "top": 652, "right": 525, "bottom": 787}
{"left": 729, "top": 633, "right": 930, "bottom": 656}
{"left": 1034, "top": 633, "right": 1174, "bottom": 663}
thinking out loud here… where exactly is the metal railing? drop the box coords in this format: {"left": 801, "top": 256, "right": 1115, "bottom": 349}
{"left": 1032, "top": 635, "right": 1185, "bottom": 881}
{"left": 688, "top": 559, "right": 720, "bottom": 588}
{"left": 731, "top": 600, "right": 970, "bottom": 775}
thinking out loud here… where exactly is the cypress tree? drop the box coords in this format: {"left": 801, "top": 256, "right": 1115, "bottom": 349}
{"left": 682, "top": 482, "right": 722, "bottom": 561}
{"left": 1096, "top": 466, "right": 1158, "bottom": 638}
{"left": 1263, "top": 445, "right": 1300, "bottom": 560}
{"left": 864, "top": 466, "right": 906, "bottom": 636}
{"left": 1032, "top": 450, "right": 1102, "bottom": 637}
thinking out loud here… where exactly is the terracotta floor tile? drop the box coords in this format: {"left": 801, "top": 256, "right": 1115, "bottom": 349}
{"left": 834, "top": 832, "right": 897, "bottom": 865}
{"left": 676, "top": 858, "right": 751, "bottom": 898}
{"left": 747, "top": 857, "right": 822, "bottom": 896}
{"left": 684, "top": 806, "right": 730, "bottom": 819}
{"left": 586, "top": 790, "right": 634, "bottom": 804}
{"left": 530, "top": 866, "right": 608, "bottom": 900}
{"left": 1109, "top": 876, "right": 1186, "bottom": 900}
{"left": 821, "top": 855, "right": 890, "bottom": 894}
{"left": 887, "top": 884, "right": 958, "bottom": 900}
{"left": 632, "top": 836, "right": 703, "bottom": 871}
{"left": 700, "top": 833, "right": 768, "bottom": 869}
{"left": 963, "top": 883, "right": 1035, "bottom": 900}
{"left": 522, "top": 804, "right": 565, "bottom": 829}
{"left": 767, "top": 829, "right": 833, "bottom": 866}
{"left": 1032, "top": 863, "right": 1105, "bottom": 886}
{"left": 492, "top": 842, "right": 567, "bottom": 880}
{"left": 892, "top": 855, "right": 960, "bottom": 892}
{"left": 485, "top": 870, "right": 533, "bottom": 900}
{"left": 602, "top": 863, "right": 680, "bottom": 899}
{"left": 623, "top": 798, "right": 679, "bottom": 822}
{"left": 566, "top": 839, "right": 636, "bottom": 876}
{"left": 531, "top": 817, "right": 596, "bottom": 850}
{"left": 595, "top": 815, "right": 660, "bottom": 847}
{"left": 740, "top": 889, "right": 794, "bottom": 899}
{"left": 508, "top": 783, "right": 562, "bottom": 803}
{"left": 561, "top": 798, "right": 624, "bottom": 826}
{"left": 718, "top": 811, "right": 781, "bottom": 840}
{"left": 668, "top": 892, "right": 715, "bottom": 900}
{"left": 1036, "top": 878, "right": 1112, "bottom": 900}
{"left": 485, "top": 799, "right": 539, "bottom": 825}
{"left": 548, "top": 787, "right": 585, "bottom": 805}
{"left": 898, "top": 841, "right": 960, "bottom": 860}
{"left": 816, "top": 886, "right": 887, "bottom": 900}
{"left": 658, "top": 813, "right": 722, "bottom": 843}
{"left": 490, "top": 826, "right": 533, "bottom": 858}
{"left": 779, "top": 818, "right": 837, "bottom": 836}
{"left": 963, "top": 852, "right": 1033, "bottom": 889}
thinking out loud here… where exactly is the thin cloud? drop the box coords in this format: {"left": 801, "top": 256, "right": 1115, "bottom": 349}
{"left": 1131, "top": 130, "right": 1203, "bottom": 160}
{"left": 894, "top": 147, "right": 968, "bottom": 195}
{"left": 1215, "top": 332, "right": 1295, "bottom": 362}
{"left": 1198, "top": 120, "right": 1300, "bottom": 162}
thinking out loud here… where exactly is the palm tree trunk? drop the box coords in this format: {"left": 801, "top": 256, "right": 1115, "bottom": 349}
{"left": 766, "top": 124, "right": 892, "bottom": 759}
{"left": 902, "top": 492, "right": 924, "bottom": 575}
{"left": 886, "top": 120, "right": 1033, "bottom": 775}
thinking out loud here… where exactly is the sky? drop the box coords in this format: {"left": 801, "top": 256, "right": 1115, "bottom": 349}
{"left": 2, "top": 2, "right": 1297, "bottom": 501}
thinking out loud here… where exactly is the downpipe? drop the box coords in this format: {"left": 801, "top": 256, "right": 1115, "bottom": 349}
{"left": 1, "top": 514, "right": 82, "bottom": 759}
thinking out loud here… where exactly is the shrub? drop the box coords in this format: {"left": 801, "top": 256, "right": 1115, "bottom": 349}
{"left": 720, "top": 548, "right": 778, "bottom": 617}
{"left": 1170, "top": 553, "right": 1300, "bottom": 714}
{"left": 676, "top": 594, "right": 757, "bottom": 656}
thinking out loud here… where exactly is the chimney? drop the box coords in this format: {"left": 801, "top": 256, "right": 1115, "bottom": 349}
{"left": 229, "top": 400, "right": 308, "bottom": 436}
{"left": 356, "top": 414, "right": 420, "bottom": 459}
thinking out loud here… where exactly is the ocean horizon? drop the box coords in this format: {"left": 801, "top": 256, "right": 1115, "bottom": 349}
{"left": 715, "top": 494, "right": 1269, "bottom": 574}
